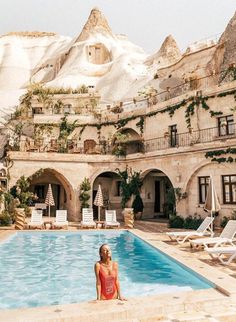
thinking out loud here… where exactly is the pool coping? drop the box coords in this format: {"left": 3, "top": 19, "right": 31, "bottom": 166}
{"left": 1, "top": 229, "right": 236, "bottom": 322}
{"left": 131, "top": 229, "right": 236, "bottom": 296}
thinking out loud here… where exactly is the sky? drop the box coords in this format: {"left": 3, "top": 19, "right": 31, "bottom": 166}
{"left": 0, "top": 0, "right": 235, "bottom": 53}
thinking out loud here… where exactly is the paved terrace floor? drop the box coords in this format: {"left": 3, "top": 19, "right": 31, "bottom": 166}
{"left": 0, "top": 220, "right": 236, "bottom": 322}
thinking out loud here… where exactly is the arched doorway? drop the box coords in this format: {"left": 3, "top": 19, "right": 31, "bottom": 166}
{"left": 92, "top": 171, "right": 121, "bottom": 220}
{"left": 28, "top": 168, "right": 73, "bottom": 218}
{"left": 142, "top": 169, "right": 174, "bottom": 219}
{"left": 112, "top": 128, "right": 144, "bottom": 155}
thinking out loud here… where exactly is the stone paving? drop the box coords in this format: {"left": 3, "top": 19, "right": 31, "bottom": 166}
{"left": 1, "top": 220, "right": 236, "bottom": 321}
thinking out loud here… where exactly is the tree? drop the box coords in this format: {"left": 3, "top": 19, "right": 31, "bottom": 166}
{"left": 79, "top": 177, "right": 91, "bottom": 210}
{"left": 116, "top": 167, "right": 143, "bottom": 209}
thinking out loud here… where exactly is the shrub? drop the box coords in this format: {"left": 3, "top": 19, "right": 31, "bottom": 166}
{"left": 0, "top": 211, "right": 12, "bottom": 226}
{"left": 132, "top": 194, "right": 144, "bottom": 214}
{"left": 183, "top": 215, "right": 203, "bottom": 230}
{"left": 79, "top": 177, "right": 91, "bottom": 210}
{"left": 169, "top": 214, "right": 184, "bottom": 228}
{"left": 220, "top": 216, "right": 229, "bottom": 228}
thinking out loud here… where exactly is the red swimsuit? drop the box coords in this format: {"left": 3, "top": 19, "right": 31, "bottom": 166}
{"left": 99, "top": 263, "right": 117, "bottom": 300}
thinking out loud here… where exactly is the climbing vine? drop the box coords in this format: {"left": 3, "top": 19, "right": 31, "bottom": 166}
{"left": 205, "top": 147, "right": 236, "bottom": 163}
{"left": 136, "top": 116, "right": 145, "bottom": 134}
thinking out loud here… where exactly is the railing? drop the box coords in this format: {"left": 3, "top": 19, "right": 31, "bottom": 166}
{"left": 8, "top": 123, "right": 236, "bottom": 155}
{"left": 145, "top": 123, "right": 236, "bottom": 152}
{"left": 12, "top": 66, "right": 236, "bottom": 121}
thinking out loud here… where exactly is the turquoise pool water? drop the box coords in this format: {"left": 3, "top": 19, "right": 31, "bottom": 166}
{"left": 0, "top": 231, "right": 213, "bottom": 309}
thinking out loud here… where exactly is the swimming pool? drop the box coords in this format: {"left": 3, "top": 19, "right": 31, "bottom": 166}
{"left": 0, "top": 231, "right": 214, "bottom": 309}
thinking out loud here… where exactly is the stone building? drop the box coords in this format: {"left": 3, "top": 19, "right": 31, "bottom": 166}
{"left": 1, "top": 9, "right": 236, "bottom": 223}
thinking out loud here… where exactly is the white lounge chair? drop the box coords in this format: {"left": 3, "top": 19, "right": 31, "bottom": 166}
{"left": 81, "top": 208, "right": 96, "bottom": 228}
{"left": 205, "top": 246, "right": 236, "bottom": 265}
{"left": 190, "top": 220, "right": 236, "bottom": 248}
{"left": 104, "top": 210, "right": 120, "bottom": 229}
{"left": 166, "top": 216, "right": 214, "bottom": 244}
{"left": 52, "top": 210, "right": 68, "bottom": 229}
{"left": 28, "top": 209, "right": 44, "bottom": 229}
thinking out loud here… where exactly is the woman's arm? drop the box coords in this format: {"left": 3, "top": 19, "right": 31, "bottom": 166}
{"left": 94, "top": 262, "right": 101, "bottom": 300}
{"left": 114, "top": 262, "right": 126, "bottom": 301}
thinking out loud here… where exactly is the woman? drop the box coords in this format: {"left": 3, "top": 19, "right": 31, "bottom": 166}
{"left": 94, "top": 244, "right": 126, "bottom": 301}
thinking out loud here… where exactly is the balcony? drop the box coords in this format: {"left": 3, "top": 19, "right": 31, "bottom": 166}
{"left": 145, "top": 123, "right": 236, "bottom": 152}
{"left": 8, "top": 123, "right": 236, "bottom": 156}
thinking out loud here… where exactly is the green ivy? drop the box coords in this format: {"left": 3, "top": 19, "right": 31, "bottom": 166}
{"left": 205, "top": 148, "right": 236, "bottom": 163}
{"left": 136, "top": 116, "right": 145, "bottom": 134}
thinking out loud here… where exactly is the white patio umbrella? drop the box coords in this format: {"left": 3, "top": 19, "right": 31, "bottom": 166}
{"left": 94, "top": 184, "right": 104, "bottom": 221}
{"left": 204, "top": 175, "right": 221, "bottom": 233}
{"left": 45, "top": 184, "right": 55, "bottom": 218}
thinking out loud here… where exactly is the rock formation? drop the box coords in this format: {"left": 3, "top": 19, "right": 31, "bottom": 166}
{"left": 218, "top": 11, "right": 236, "bottom": 73}
{"left": 76, "top": 7, "right": 113, "bottom": 42}
{"left": 145, "top": 35, "right": 181, "bottom": 67}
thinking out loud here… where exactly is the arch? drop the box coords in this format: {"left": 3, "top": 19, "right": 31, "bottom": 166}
{"left": 183, "top": 159, "right": 215, "bottom": 192}
{"left": 113, "top": 127, "right": 144, "bottom": 154}
{"left": 28, "top": 168, "right": 74, "bottom": 218}
{"left": 0, "top": 168, "right": 7, "bottom": 177}
{"left": 91, "top": 170, "right": 120, "bottom": 219}
{"left": 141, "top": 167, "right": 174, "bottom": 219}
{"left": 84, "top": 139, "right": 97, "bottom": 154}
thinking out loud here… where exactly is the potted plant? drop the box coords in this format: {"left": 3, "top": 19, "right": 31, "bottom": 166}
{"left": 10, "top": 176, "right": 37, "bottom": 211}
{"left": 112, "top": 132, "right": 129, "bottom": 158}
{"left": 132, "top": 194, "right": 144, "bottom": 220}
{"left": 112, "top": 144, "right": 127, "bottom": 158}
{"left": 79, "top": 177, "right": 91, "bottom": 210}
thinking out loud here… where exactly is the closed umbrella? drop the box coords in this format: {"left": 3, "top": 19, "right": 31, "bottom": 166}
{"left": 94, "top": 184, "right": 104, "bottom": 222}
{"left": 204, "top": 175, "right": 221, "bottom": 234}
{"left": 45, "top": 184, "right": 55, "bottom": 218}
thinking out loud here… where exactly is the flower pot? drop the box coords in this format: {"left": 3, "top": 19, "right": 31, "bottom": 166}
{"left": 15, "top": 208, "right": 26, "bottom": 230}
{"left": 122, "top": 208, "right": 134, "bottom": 228}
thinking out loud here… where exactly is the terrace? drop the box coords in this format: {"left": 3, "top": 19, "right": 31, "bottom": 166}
{"left": 8, "top": 122, "right": 236, "bottom": 156}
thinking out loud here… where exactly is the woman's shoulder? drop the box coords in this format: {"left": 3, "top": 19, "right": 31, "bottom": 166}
{"left": 112, "top": 261, "right": 118, "bottom": 268}
{"left": 95, "top": 261, "right": 101, "bottom": 268}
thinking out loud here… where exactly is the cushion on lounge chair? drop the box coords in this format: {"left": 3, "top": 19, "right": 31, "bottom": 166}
{"left": 166, "top": 216, "right": 214, "bottom": 244}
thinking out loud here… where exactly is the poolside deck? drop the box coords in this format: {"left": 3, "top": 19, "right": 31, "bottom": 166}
{"left": 0, "top": 220, "right": 236, "bottom": 321}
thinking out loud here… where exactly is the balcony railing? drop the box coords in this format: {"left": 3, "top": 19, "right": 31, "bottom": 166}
{"left": 8, "top": 123, "right": 236, "bottom": 155}
{"left": 145, "top": 123, "right": 236, "bottom": 152}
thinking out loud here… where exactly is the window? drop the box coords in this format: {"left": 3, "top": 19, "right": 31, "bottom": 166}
{"left": 115, "top": 181, "right": 121, "bottom": 197}
{"left": 169, "top": 125, "right": 178, "bottom": 147}
{"left": 198, "top": 176, "right": 210, "bottom": 203}
{"left": 218, "top": 115, "right": 234, "bottom": 136}
{"left": 222, "top": 175, "right": 236, "bottom": 204}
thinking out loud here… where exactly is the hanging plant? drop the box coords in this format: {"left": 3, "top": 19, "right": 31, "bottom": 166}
{"left": 136, "top": 116, "right": 145, "bottom": 135}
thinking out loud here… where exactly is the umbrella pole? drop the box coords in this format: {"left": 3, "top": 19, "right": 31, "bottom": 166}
{"left": 210, "top": 210, "right": 213, "bottom": 236}
{"left": 98, "top": 207, "right": 100, "bottom": 222}
{"left": 49, "top": 205, "right": 50, "bottom": 219}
